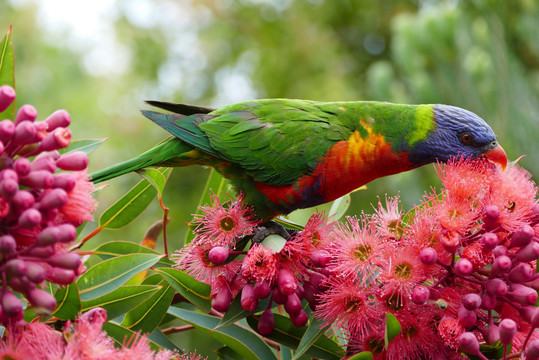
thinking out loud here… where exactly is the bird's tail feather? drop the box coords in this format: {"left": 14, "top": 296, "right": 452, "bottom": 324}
{"left": 90, "top": 139, "right": 193, "bottom": 183}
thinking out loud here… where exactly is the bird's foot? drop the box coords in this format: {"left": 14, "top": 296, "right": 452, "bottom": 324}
{"left": 252, "top": 220, "right": 291, "bottom": 244}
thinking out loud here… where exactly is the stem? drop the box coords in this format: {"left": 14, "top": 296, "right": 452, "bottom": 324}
{"left": 161, "top": 325, "right": 194, "bottom": 334}
{"left": 522, "top": 326, "right": 537, "bottom": 351}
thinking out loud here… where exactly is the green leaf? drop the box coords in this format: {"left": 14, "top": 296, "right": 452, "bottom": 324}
{"left": 0, "top": 26, "right": 15, "bottom": 120}
{"left": 121, "top": 280, "right": 174, "bottom": 333}
{"left": 328, "top": 193, "right": 351, "bottom": 220}
{"left": 147, "top": 329, "right": 179, "bottom": 352}
{"left": 59, "top": 138, "right": 107, "bottom": 155}
{"left": 153, "top": 267, "right": 211, "bottom": 313}
{"left": 215, "top": 346, "right": 244, "bottom": 360}
{"left": 185, "top": 168, "right": 229, "bottom": 244}
{"left": 77, "top": 253, "right": 163, "bottom": 301}
{"left": 246, "top": 314, "right": 341, "bottom": 360}
{"left": 136, "top": 167, "right": 172, "bottom": 196}
{"left": 347, "top": 351, "right": 374, "bottom": 360}
{"left": 260, "top": 234, "right": 287, "bottom": 253}
{"left": 102, "top": 321, "right": 161, "bottom": 351}
{"left": 168, "top": 307, "right": 277, "bottom": 360}
{"left": 98, "top": 178, "right": 158, "bottom": 229}
{"left": 384, "top": 312, "right": 402, "bottom": 348}
{"left": 81, "top": 285, "right": 161, "bottom": 319}
{"left": 52, "top": 282, "right": 81, "bottom": 319}
{"left": 93, "top": 240, "right": 174, "bottom": 268}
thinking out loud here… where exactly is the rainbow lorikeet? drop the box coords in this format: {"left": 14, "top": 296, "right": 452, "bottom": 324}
{"left": 91, "top": 99, "right": 507, "bottom": 220}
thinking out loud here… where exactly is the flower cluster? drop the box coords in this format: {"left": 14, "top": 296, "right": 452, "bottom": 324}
{"left": 176, "top": 157, "right": 538, "bottom": 359}
{"left": 174, "top": 193, "right": 336, "bottom": 334}
{"left": 316, "top": 158, "right": 539, "bottom": 359}
{"left": 0, "top": 307, "right": 202, "bottom": 360}
{"left": 0, "top": 85, "right": 96, "bottom": 327}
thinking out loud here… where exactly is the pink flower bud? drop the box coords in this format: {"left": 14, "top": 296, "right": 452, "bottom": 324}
{"left": 53, "top": 173, "right": 76, "bottom": 191}
{"left": 278, "top": 268, "right": 297, "bottom": 296}
{"left": 486, "top": 324, "right": 499, "bottom": 344}
{"left": 212, "top": 286, "right": 232, "bottom": 313}
{"left": 44, "top": 109, "right": 70, "bottom": 131}
{"left": 27, "top": 288, "right": 56, "bottom": 312}
{"left": 35, "top": 150, "right": 60, "bottom": 162}
{"left": 0, "top": 85, "right": 16, "bottom": 112}
{"left": 0, "top": 119, "right": 15, "bottom": 142}
{"left": 39, "top": 127, "right": 71, "bottom": 151}
{"left": 508, "top": 283, "right": 538, "bottom": 306}
{"left": 19, "top": 170, "right": 54, "bottom": 189}
{"left": 308, "top": 271, "right": 327, "bottom": 292}
{"left": 253, "top": 281, "right": 272, "bottom": 299}
{"left": 491, "top": 255, "right": 512, "bottom": 276}
{"left": 493, "top": 245, "right": 508, "bottom": 258}
{"left": 13, "top": 157, "right": 31, "bottom": 176}
{"left": 480, "top": 232, "right": 498, "bottom": 250}
{"left": 47, "top": 253, "right": 82, "bottom": 270}
{"left": 284, "top": 293, "right": 302, "bottom": 315}
{"left": 483, "top": 205, "right": 500, "bottom": 230}
{"left": 411, "top": 286, "right": 430, "bottom": 304}
{"left": 26, "top": 262, "right": 46, "bottom": 283}
{"left": 14, "top": 104, "right": 37, "bottom": 125}
{"left": 0, "top": 198, "right": 8, "bottom": 218}
{"left": 454, "top": 258, "right": 473, "bottom": 276}
{"left": 12, "top": 190, "right": 34, "bottom": 210}
{"left": 1, "top": 168, "right": 18, "bottom": 182}
{"left": 419, "top": 247, "right": 437, "bottom": 265}
{"left": 485, "top": 278, "right": 508, "bottom": 296}
{"left": 510, "top": 225, "right": 535, "bottom": 248}
{"left": 515, "top": 241, "right": 539, "bottom": 263}
{"left": 12, "top": 120, "right": 36, "bottom": 145}
{"left": 458, "top": 306, "right": 477, "bottom": 329}
{"left": 80, "top": 307, "right": 108, "bottom": 325}
{"left": 55, "top": 223, "right": 77, "bottom": 243}
{"left": 56, "top": 151, "right": 88, "bottom": 171}
{"left": 458, "top": 332, "right": 481, "bottom": 356}
{"left": 0, "top": 235, "right": 16, "bottom": 253}
{"left": 525, "top": 276, "right": 539, "bottom": 291}
{"left": 5, "top": 258, "right": 27, "bottom": 277}
{"left": 498, "top": 318, "right": 517, "bottom": 345}
{"left": 258, "top": 309, "right": 275, "bottom": 335}
{"left": 440, "top": 230, "right": 460, "bottom": 253}
{"left": 34, "top": 121, "right": 48, "bottom": 141}
{"left": 240, "top": 285, "right": 258, "bottom": 312}
{"left": 530, "top": 308, "right": 539, "bottom": 328}
{"left": 0, "top": 178, "right": 18, "bottom": 198}
{"left": 36, "top": 226, "right": 61, "bottom": 246}
{"left": 310, "top": 249, "right": 332, "bottom": 267}
{"left": 39, "top": 188, "right": 68, "bottom": 210}
{"left": 208, "top": 246, "right": 229, "bottom": 265}
{"left": 462, "top": 293, "right": 482, "bottom": 310}
{"left": 290, "top": 309, "right": 308, "bottom": 327}
{"left": 2, "top": 290, "right": 23, "bottom": 319}
{"left": 272, "top": 287, "right": 287, "bottom": 305}
{"left": 524, "top": 340, "right": 539, "bottom": 360}
{"left": 27, "top": 245, "right": 56, "bottom": 258}
{"left": 481, "top": 293, "right": 497, "bottom": 310}
{"left": 303, "top": 283, "right": 320, "bottom": 311}
{"left": 31, "top": 156, "right": 56, "bottom": 172}
{"left": 508, "top": 263, "right": 534, "bottom": 283}
{"left": 18, "top": 208, "right": 42, "bottom": 228}
{"left": 519, "top": 306, "right": 538, "bottom": 325}
{"left": 45, "top": 267, "right": 76, "bottom": 285}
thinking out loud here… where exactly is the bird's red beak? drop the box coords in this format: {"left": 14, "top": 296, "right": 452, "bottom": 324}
{"left": 485, "top": 144, "right": 507, "bottom": 170}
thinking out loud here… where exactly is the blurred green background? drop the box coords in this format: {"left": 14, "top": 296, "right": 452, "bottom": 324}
{"left": 1, "top": 0, "right": 538, "bottom": 357}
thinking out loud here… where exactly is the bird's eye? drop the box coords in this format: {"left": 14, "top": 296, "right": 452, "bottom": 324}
{"left": 460, "top": 133, "right": 473, "bottom": 144}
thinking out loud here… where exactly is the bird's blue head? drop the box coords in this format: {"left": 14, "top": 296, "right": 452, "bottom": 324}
{"left": 409, "top": 104, "right": 507, "bottom": 168}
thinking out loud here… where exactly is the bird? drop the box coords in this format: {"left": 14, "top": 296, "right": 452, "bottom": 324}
{"left": 90, "top": 99, "right": 507, "bottom": 221}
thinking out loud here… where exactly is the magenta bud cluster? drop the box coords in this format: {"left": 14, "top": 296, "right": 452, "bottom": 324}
{"left": 0, "top": 85, "right": 89, "bottom": 326}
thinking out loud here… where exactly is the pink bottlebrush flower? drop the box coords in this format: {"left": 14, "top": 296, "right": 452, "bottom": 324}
{"left": 437, "top": 316, "right": 465, "bottom": 350}
{"left": 59, "top": 171, "right": 97, "bottom": 224}
{"left": 429, "top": 191, "right": 482, "bottom": 233}
{"left": 329, "top": 215, "right": 387, "bottom": 285}
{"left": 406, "top": 208, "right": 452, "bottom": 265}
{"left": 192, "top": 193, "right": 259, "bottom": 247}
{"left": 489, "top": 165, "right": 538, "bottom": 231}
{"left": 277, "top": 237, "right": 308, "bottom": 275}
{"left": 386, "top": 309, "right": 448, "bottom": 360}
{"left": 461, "top": 242, "right": 492, "bottom": 270}
{"left": 173, "top": 241, "right": 241, "bottom": 287}
{"left": 115, "top": 332, "right": 179, "bottom": 360}
{"left": 315, "top": 275, "right": 383, "bottom": 340}
{"left": 0, "top": 322, "right": 64, "bottom": 360}
{"left": 435, "top": 157, "right": 493, "bottom": 203}
{"left": 294, "top": 212, "right": 335, "bottom": 251}
{"left": 241, "top": 243, "right": 279, "bottom": 284}
{"left": 379, "top": 245, "right": 427, "bottom": 308}
{"left": 371, "top": 194, "right": 403, "bottom": 240}
{"left": 347, "top": 334, "right": 387, "bottom": 360}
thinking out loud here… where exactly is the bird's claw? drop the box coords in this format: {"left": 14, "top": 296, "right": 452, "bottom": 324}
{"left": 252, "top": 220, "right": 291, "bottom": 244}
